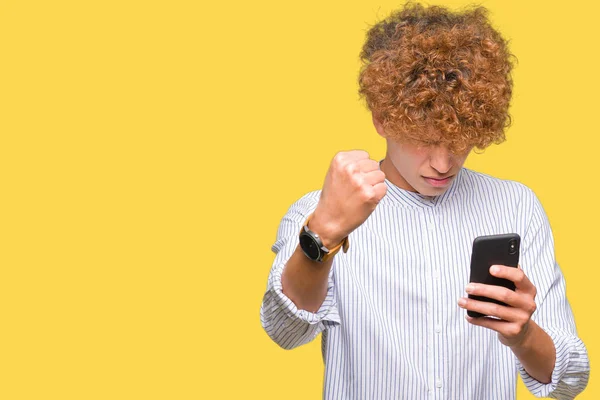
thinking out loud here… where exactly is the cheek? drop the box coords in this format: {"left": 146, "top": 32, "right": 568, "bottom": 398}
{"left": 408, "top": 150, "right": 429, "bottom": 169}
{"left": 395, "top": 153, "right": 426, "bottom": 176}
{"left": 452, "top": 153, "right": 469, "bottom": 166}
{"left": 387, "top": 141, "right": 430, "bottom": 173}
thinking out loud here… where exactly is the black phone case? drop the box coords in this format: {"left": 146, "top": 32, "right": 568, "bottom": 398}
{"left": 468, "top": 233, "right": 520, "bottom": 318}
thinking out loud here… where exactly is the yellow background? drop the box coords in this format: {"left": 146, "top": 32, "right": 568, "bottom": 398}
{"left": 0, "top": 0, "right": 596, "bottom": 398}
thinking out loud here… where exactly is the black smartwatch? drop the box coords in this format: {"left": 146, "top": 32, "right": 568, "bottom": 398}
{"left": 298, "top": 214, "right": 349, "bottom": 262}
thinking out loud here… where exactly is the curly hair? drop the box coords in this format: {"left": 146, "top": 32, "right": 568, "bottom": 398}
{"left": 358, "top": 2, "right": 517, "bottom": 153}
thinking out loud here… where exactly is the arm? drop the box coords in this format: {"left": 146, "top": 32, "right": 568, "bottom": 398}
{"left": 459, "top": 188, "right": 589, "bottom": 398}
{"left": 281, "top": 209, "right": 347, "bottom": 313}
{"left": 460, "top": 264, "right": 557, "bottom": 383}
{"left": 507, "top": 319, "right": 555, "bottom": 384}
{"left": 517, "top": 262, "right": 590, "bottom": 399}
{"left": 260, "top": 150, "right": 387, "bottom": 350}
{"left": 517, "top": 188, "right": 589, "bottom": 398}
{"left": 260, "top": 195, "right": 342, "bottom": 350}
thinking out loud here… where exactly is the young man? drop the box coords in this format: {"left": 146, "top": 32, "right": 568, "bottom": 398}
{"left": 260, "top": 3, "right": 589, "bottom": 399}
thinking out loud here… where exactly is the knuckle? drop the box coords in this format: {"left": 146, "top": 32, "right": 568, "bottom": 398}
{"left": 332, "top": 153, "right": 345, "bottom": 168}
{"left": 350, "top": 171, "right": 363, "bottom": 185}
{"left": 528, "top": 301, "right": 537, "bottom": 315}
{"left": 514, "top": 271, "right": 525, "bottom": 285}
{"left": 355, "top": 150, "right": 369, "bottom": 159}
{"left": 343, "top": 162, "right": 357, "bottom": 176}
{"left": 360, "top": 189, "right": 374, "bottom": 204}
{"left": 499, "top": 290, "right": 511, "bottom": 304}
{"left": 490, "top": 304, "right": 500, "bottom": 316}
{"left": 374, "top": 184, "right": 387, "bottom": 201}
{"left": 361, "top": 186, "right": 375, "bottom": 201}
{"left": 507, "top": 326, "right": 520, "bottom": 337}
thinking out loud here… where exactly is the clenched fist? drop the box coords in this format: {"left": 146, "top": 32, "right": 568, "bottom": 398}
{"left": 310, "top": 150, "right": 387, "bottom": 247}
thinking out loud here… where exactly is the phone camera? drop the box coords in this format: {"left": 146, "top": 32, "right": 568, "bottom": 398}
{"left": 508, "top": 239, "right": 518, "bottom": 255}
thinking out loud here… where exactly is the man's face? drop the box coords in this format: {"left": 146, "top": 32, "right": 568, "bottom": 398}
{"left": 382, "top": 137, "right": 472, "bottom": 197}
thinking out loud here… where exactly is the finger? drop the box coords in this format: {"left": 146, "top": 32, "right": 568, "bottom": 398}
{"left": 354, "top": 158, "right": 381, "bottom": 173}
{"left": 346, "top": 149, "right": 370, "bottom": 161}
{"left": 465, "top": 314, "right": 510, "bottom": 332}
{"left": 490, "top": 264, "right": 534, "bottom": 292}
{"left": 458, "top": 297, "right": 520, "bottom": 321}
{"left": 465, "top": 283, "right": 525, "bottom": 309}
{"left": 363, "top": 169, "right": 386, "bottom": 186}
{"left": 332, "top": 150, "right": 369, "bottom": 169}
{"left": 371, "top": 181, "right": 388, "bottom": 201}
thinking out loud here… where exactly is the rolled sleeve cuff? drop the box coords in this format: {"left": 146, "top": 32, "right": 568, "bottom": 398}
{"left": 518, "top": 327, "right": 590, "bottom": 399}
{"left": 267, "top": 262, "right": 341, "bottom": 326}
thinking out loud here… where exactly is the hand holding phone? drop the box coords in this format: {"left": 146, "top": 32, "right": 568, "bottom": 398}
{"left": 467, "top": 233, "right": 520, "bottom": 318}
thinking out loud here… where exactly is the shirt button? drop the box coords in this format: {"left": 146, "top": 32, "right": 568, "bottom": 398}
{"left": 435, "top": 325, "right": 441, "bottom": 333}
{"left": 427, "top": 222, "right": 435, "bottom": 231}
{"left": 436, "top": 379, "right": 442, "bottom": 388}
{"left": 433, "top": 270, "right": 440, "bottom": 279}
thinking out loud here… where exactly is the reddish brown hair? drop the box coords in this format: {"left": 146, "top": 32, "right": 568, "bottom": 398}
{"left": 359, "top": 2, "right": 516, "bottom": 153}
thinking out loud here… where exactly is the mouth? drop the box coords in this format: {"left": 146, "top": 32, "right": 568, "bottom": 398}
{"left": 423, "top": 175, "right": 453, "bottom": 187}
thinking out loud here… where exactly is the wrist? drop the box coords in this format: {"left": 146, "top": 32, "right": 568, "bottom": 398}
{"left": 505, "top": 320, "right": 535, "bottom": 350}
{"left": 309, "top": 210, "right": 346, "bottom": 249}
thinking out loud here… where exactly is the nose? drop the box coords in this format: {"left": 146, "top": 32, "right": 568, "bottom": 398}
{"left": 429, "top": 146, "right": 453, "bottom": 175}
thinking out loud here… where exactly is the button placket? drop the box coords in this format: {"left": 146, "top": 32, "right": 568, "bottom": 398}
{"left": 427, "top": 221, "right": 435, "bottom": 231}
{"left": 420, "top": 209, "right": 436, "bottom": 399}
{"left": 428, "top": 207, "right": 444, "bottom": 397}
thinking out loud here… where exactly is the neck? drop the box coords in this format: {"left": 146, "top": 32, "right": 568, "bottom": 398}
{"left": 380, "top": 158, "right": 418, "bottom": 193}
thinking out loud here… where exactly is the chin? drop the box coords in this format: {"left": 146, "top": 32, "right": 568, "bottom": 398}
{"left": 417, "top": 185, "right": 447, "bottom": 197}
{"left": 419, "top": 190, "right": 438, "bottom": 197}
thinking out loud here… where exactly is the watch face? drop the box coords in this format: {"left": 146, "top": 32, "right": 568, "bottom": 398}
{"left": 300, "top": 233, "right": 321, "bottom": 260}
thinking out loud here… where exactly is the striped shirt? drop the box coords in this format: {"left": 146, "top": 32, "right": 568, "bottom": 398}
{"left": 260, "top": 164, "right": 589, "bottom": 399}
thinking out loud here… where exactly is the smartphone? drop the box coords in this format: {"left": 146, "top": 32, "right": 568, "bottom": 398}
{"left": 468, "top": 233, "right": 520, "bottom": 318}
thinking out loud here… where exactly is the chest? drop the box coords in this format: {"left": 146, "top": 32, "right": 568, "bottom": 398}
{"left": 332, "top": 203, "right": 518, "bottom": 316}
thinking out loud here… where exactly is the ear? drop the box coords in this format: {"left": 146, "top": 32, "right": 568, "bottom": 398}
{"left": 372, "top": 113, "right": 386, "bottom": 137}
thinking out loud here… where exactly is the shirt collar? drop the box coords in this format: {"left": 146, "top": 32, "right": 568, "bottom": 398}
{"left": 378, "top": 159, "right": 464, "bottom": 209}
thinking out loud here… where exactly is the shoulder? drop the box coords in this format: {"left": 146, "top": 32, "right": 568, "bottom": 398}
{"left": 460, "top": 167, "right": 536, "bottom": 201}
{"left": 459, "top": 168, "right": 546, "bottom": 227}
{"left": 283, "top": 189, "right": 322, "bottom": 219}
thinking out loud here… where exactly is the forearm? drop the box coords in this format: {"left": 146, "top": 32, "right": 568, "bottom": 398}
{"left": 281, "top": 244, "right": 333, "bottom": 312}
{"left": 281, "top": 211, "right": 345, "bottom": 313}
{"left": 511, "top": 320, "right": 556, "bottom": 384}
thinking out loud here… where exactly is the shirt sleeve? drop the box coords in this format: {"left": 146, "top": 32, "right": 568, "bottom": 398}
{"left": 260, "top": 192, "right": 342, "bottom": 350}
{"left": 517, "top": 188, "right": 590, "bottom": 399}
